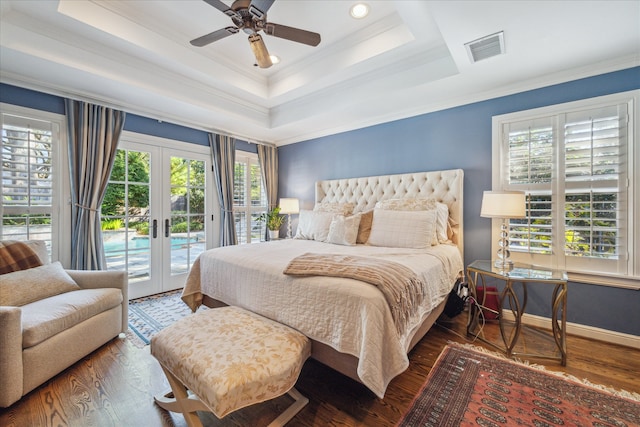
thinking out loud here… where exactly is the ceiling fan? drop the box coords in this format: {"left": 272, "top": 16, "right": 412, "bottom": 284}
{"left": 191, "top": 0, "right": 321, "bottom": 68}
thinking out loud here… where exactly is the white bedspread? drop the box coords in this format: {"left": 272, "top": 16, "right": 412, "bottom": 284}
{"left": 181, "top": 239, "right": 463, "bottom": 398}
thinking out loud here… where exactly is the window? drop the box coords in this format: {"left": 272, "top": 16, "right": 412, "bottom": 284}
{"left": 492, "top": 91, "right": 638, "bottom": 288}
{"left": 1, "top": 107, "right": 67, "bottom": 261}
{"left": 234, "top": 151, "right": 267, "bottom": 244}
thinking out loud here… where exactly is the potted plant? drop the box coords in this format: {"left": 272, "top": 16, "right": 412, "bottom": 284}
{"left": 258, "top": 206, "right": 284, "bottom": 240}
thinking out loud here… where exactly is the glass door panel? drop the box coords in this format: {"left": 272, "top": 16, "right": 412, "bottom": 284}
{"left": 102, "top": 141, "right": 213, "bottom": 298}
{"left": 164, "top": 151, "right": 211, "bottom": 290}
{"left": 102, "top": 148, "right": 154, "bottom": 288}
{"left": 168, "top": 157, "right": 206, "bottom": 276}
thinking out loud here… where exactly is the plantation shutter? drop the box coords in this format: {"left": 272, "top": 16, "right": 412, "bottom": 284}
{"left": 500, "top": 102, "right": 629, "bottom": 275}
{"left": 233, "top": 159, "right": 248, "bottom": 242}
{"left": 562, "top": 104, "right": 627, "bottom": 271}
{"left": 233, "top": 153, "right": 268, "bottom": 244}
{"left": 503, "top": 117, "right": 555, "bottom": 256}
{"left": 1, "top": 114, "right": 55, "bottom": 246}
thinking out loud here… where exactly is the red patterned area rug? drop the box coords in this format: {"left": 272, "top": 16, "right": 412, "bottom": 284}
{"left": 397, "top": 343, "right": 640, "bottom": 427}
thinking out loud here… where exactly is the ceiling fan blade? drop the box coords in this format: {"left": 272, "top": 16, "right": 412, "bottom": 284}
{"left": 248, "top": 33, "right": 273, "bottom": 68}
{"left": 190, "top": 27, "right": 239, "bottom": 47}
{"left": 264, "top": 23, "right": 321, "bottom": 46}
{"left": 203, "top": 0, "right": 241, "bottom": 20}
{"left": 249, "top": 0, "right": 275, "bottom": 20}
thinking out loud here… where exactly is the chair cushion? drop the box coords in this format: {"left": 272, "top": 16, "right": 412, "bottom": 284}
{"left": 21, "top": 288, "right": 123, "bottom": 348}
{"left": 0, "top": 262, "right": 80, "bottom": 307}
{"left": 151, "top": 306, "right": 310, "bottom": 418}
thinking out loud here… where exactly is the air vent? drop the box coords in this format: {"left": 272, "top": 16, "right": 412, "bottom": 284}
{"left": 465, "top": 31, "right": 505, "bottom": 63}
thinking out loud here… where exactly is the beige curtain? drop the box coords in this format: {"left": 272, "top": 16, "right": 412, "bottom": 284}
{"left": 257, "top": 144, "right": 278, "bottom": 208}
{"left": 257, "top": 144, "right": 278, "bottom": 240}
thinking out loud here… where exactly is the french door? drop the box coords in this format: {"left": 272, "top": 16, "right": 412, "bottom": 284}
{"left": 101, "top": 135, "right": 216, "bottom": 299}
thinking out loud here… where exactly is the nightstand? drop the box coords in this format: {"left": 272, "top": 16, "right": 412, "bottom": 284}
{"left": 466, "top": 260, "right": 569, "bottom": 365}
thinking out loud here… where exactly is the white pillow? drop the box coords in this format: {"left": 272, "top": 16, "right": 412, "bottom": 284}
{"left": 435, "top": 202, "right": 450, "bottom": 243}
{"left": 294, "top": 210, "right": 334, "bottom": 242}
{"left": 326, "top": 214, "right": 361, "bottom": 246}
{"left": 374, "top": 198, "right": 440, "bottom": 246}
{"left": 367, "top": 209, "right": 437, "bottom": 249}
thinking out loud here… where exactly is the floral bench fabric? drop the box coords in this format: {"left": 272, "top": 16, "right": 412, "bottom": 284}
{"left": 151, "top": 306, "right": 310, "bottom": 422}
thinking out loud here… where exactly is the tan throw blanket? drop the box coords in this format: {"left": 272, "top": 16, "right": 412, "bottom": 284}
{"left": 283, "top": 253, "right": 425, "bottom": 335}
{"left": 0, "top": 240, "right": 43, "bottom": 275}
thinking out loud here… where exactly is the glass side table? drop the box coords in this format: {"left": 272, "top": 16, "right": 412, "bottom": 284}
{"left": 466, "top": 260, "right": 569, "bottom": 365}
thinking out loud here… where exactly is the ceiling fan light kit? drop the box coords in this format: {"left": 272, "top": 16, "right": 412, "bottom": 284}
{"left": 249, "top": 33, "right": 272, "bottom": 68}
{"left": 192, "top": 0, "right": 321, "bottom": 68}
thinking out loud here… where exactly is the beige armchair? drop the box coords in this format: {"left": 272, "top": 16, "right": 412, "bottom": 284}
{"left": 0, "top": 242, "right": 128, "bottom": 408}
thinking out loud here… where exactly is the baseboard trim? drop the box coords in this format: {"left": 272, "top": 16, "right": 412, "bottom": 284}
{"left": 500, "top": 311, "right": 640, "bottom": 350}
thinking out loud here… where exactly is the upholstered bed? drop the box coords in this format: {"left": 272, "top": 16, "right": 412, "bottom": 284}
{"left": 182, "top": 169, "right": 464, "bottom": 398}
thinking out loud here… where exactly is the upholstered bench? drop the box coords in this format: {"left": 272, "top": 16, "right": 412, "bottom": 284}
{"left": 150, "top": 306, "right": 311, "bottom": 427}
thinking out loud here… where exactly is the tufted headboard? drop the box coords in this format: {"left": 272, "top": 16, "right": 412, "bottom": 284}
{"left": 315, "top": 169, "right": 464, "bottom": 259}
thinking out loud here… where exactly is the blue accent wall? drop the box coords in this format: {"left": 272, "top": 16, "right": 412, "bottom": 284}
{"left": 1, "top": 83, "right": 65, "bottom": 114}
{"left": 0, "top": 83, "right": 251, "bottom": 149}
{"left": 278, "top": 67, "right": 640, "bottom": 336}
{"left": 2, "top": 67, "right": 639, "bottom": 336}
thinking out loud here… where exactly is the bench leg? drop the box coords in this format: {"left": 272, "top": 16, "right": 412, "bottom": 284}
{"left": 154, "top": 366, "right": 209, "bottom": 427}
{"left": 267, "top": 387, "right": 309, "bottom": 427}
{"left": 155, "top": 365, "right": 308, "bottom": 427}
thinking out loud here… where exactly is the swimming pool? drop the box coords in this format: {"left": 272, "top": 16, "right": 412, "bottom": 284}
{"left": 103, "top": 236, "right": 197, "bottom": 253}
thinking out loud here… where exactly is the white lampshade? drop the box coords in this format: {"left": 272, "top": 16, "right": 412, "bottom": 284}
{"left": 480, "top": 191, "right": 526, "bottom": 218}
{"left": 279, "top": 198, "right": 300, "bottom": 214}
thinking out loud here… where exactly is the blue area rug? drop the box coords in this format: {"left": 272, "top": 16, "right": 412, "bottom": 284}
{"left": 127, "top": 289, "right": 207, "bottom": 347}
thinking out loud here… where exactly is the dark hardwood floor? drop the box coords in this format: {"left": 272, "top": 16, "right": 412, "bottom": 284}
{"left": 2, "top": 312, "right": 638, "bottom": 427}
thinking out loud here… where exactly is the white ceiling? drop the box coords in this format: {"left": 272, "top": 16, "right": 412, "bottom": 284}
{"left": 1, "top": 1, "right": 639, "bottom": 146}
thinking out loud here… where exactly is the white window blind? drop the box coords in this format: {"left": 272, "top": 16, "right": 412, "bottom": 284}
{"left": 493, "top": 92, "right": 637, "bottom": 286}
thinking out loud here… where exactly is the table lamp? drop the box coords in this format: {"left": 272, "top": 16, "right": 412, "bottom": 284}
{"left": 279, "top": 198, "right": 299, "bottom": 239}
{"left": 481, "top": 191, "right": 526, "bottom": 269}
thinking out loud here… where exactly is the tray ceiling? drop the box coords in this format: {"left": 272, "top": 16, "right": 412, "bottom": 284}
{"left": 1, "top": 1, "right": 638, "bottom": 145}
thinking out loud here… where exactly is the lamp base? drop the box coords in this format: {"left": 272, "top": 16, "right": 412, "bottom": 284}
{"left": 286, "top": 213, "right": 292, "bottom": 239}
{"left": 494, "top": 259, "right": 514, "bottom": 270}
{"left": 495, "top": 218, "right": 514, "bottom": 270}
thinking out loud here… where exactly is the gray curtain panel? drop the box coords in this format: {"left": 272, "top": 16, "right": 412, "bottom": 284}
{"left": 65, "top": 100, "right": 125, "bottom": 270}
{"left": 257, "top": 144, "right": 278, "bottom": 240}
{"left": 209, "top": 133, "right": 237, "bottom": 246}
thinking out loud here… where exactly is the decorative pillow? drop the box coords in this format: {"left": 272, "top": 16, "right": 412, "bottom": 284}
{"left": 367, "top": 209, "right": 437, "bottom": 249}
{"left": 0, "top": 261, "right": 81, "bottom": 306}
{"left": 313, "top": 202, "right": 355, "bottom": 216}
{"left": 375, "top": 198, "right": 437, "bottom": 211}
{"left": 435, "top": 202, "right": 450, "bottom": 243}
{"left": 22, "top": 240, "right": 49, "bottom": 264}
{"left": 326, "top": 214, "right": 361, "bottom": 246}
{"left": 374, "top": 198, "right": 439, "bottom": 245}
{"left": 0, "top": 240, "right": 43, "bottom": 274}
{"left": 294, "top": 210, "right": 334, "bottom": 242}
{"left": 356, "top": 210, "right": 374, "bottom": 244}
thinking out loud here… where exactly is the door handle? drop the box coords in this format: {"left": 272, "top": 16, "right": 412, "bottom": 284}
{"left": 152, "top": 219, "right": 157, "bottom": 238}
{"left": 165, "top": 219, "right": 170, "bottom": 238}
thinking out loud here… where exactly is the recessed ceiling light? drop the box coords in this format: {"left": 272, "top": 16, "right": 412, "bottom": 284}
{"left": 350, "top": 3, "right": 369, "bottom": 19}
{"left": 270, "top": 55, "right": 280, "bottom": 64}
